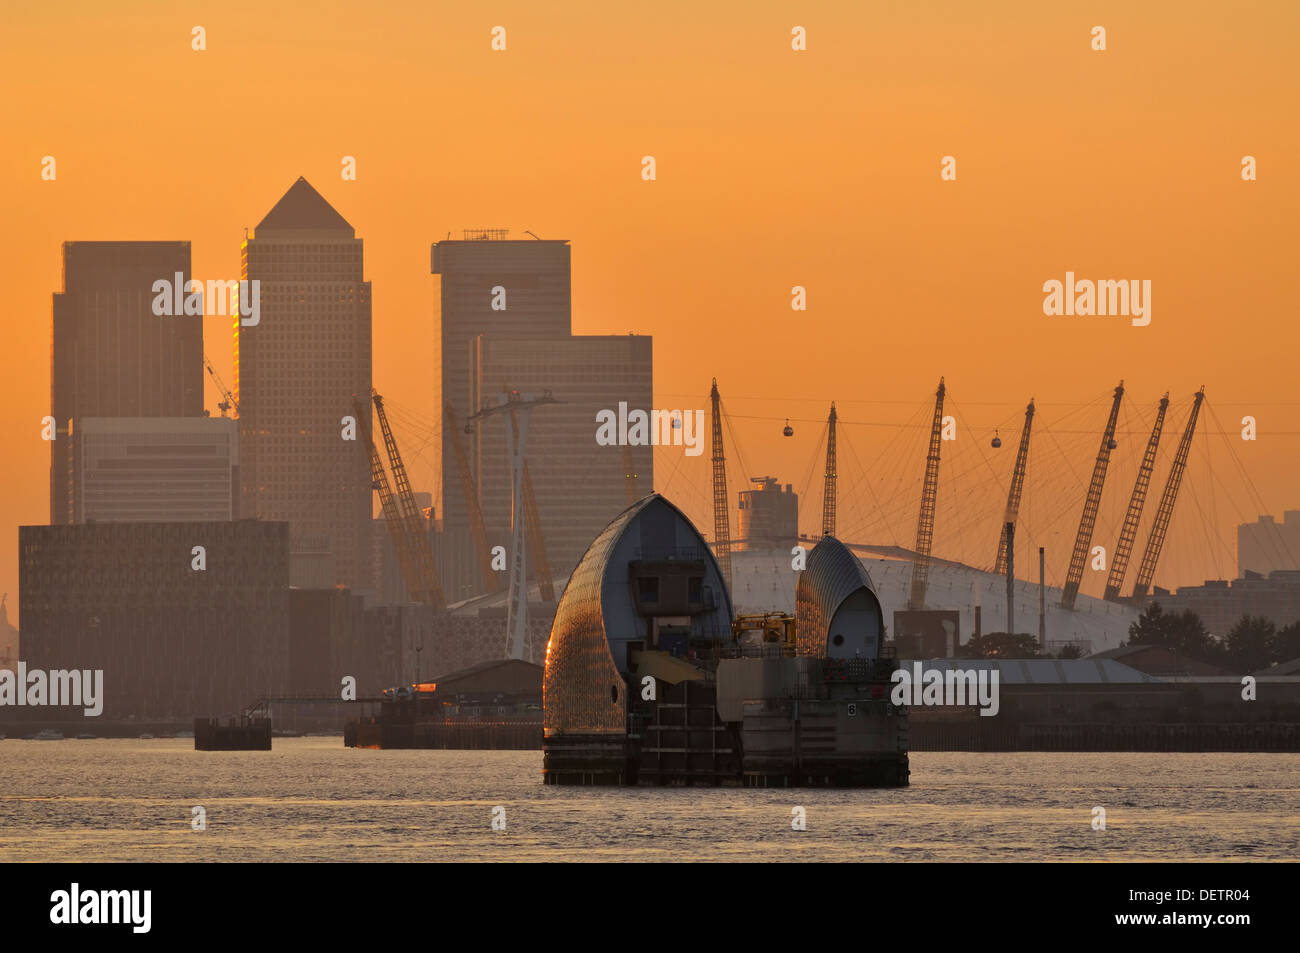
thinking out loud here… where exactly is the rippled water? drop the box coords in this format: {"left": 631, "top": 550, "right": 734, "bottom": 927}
{"left": 1, "top": 738, "right": 1296, "bottom": 861}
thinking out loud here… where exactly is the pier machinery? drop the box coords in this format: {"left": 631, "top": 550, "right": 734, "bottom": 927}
{"left": 541, "top": 494, "right": 909, "bottom": 786}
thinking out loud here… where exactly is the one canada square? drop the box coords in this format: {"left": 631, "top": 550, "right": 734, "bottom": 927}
{"left": 237, "top": 178, "right": 372, "bottom": 590}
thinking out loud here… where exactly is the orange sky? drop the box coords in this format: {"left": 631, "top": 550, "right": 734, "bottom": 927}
{"left": 3, "top": 0, "right": 1298, "bottom": 617}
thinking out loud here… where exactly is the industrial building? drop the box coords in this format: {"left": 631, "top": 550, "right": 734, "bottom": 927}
{"left": 18, "top": 520, "right": 290, "bottom": 720}
{"left": 288, "top": 588, "right": 367, "bottom": 695}
{"left": 287, "top": 587, "right": 439, "bottom": 700}
{"left": 1237, "top": 511, "right": 1300, "bottom": 576}
{"left": 902, "top": 658, "right": 1300, "bottom": 751}
{"left": 544, "top": 494, "right": 733, "bottom": 739}
{"left": 66, "top": 417, "right": 238, "bottom": 523}
{"left": 542, "top": 494, "right": 908, "bottom": 786}
{"left": 50, "top": 241, "right": 203, "bottom": 524}
{"left": 238, "top": 178, "right": 373, "bottom": 591}
{"left": 1089, "top": 644, "right": 1232, "bottom": 677}
{"left": 1151, "top": 569, "right": 1300, "bottom": 636}
{"left": 735, "top": 477, "right": 798, "bottom": 552}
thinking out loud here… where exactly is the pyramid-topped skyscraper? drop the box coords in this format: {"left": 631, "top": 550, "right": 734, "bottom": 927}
{"left": 256, "top": 176, "right": 356, "bottom": 234}
{"left": 238, "top": 178, "right": 372, "bottom": 590}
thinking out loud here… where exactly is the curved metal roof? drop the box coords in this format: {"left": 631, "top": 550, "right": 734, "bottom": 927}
{"left": 544, "top": 493, "right": 730, "bottom": 736}
{"left": 795, "top": 535, "right": 884, "bottom": 657}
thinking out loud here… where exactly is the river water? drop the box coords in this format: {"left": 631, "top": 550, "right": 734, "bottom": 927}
{"left": 1, "top": 738, "right": 1295, "bottom": 861}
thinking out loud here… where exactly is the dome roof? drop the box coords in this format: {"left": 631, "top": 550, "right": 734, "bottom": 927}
{"left": 795, "top": 535, "right": 885, "bottom": 660}
{"left": 544, "top": 494, "right": 731, "bottom": 736}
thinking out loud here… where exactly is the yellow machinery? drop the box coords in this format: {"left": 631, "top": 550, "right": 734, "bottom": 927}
{"left": 731, "top": 612, "right": 796, "bottom": 654}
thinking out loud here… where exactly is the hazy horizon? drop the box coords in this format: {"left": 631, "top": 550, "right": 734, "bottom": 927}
{"left": 4, "top": 0, "right": 1299, "bottom": 616}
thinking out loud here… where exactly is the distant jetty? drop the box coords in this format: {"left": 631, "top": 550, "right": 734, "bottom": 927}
{"left": 194, "top": 716, "right": 271, "bottom": 751}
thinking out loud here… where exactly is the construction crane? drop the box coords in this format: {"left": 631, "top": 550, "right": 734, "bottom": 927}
{"left": 709, "top": 379, "right": 732, "bottom": 595}
{"left": 994, "top": 400, "right": 1035, "bottom": 575}
{"left": 1104, "top": 394, "right": 1170, "bottom": 602}
{"left": 203, "top": 353, "right": 237, "bottom": 417}
{"left": 510, "top": 411, "right": 556, "bottom": 604}
{"left": 373, "top": 390, "right": 445, "bottom": 609}
{"left": 469, "top": 389, "right": 559, "bottom": 660}
{"left": 821, "top": 402, "right": 837, "bottom": 538}
{"left": 445, "top": 403, "right": 501, "bottom": 595}
{"left": 1061, "top": 381, "right": 1124, "bottom": 610}
{"left": 908, "top": 378, "right": 946, "bottom": 610}
{"left": 354, "top": 396, "right": 423, "bottom": 604}
{"left": 622, "top": 444, "right": 640, "bottom": 506}
{"left": 1131, "top": 388, "right": 1205, "bottom": 600}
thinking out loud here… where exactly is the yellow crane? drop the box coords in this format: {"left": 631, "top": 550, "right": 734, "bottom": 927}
{"left": 203, "top": 353, "right": 238, "bottom": 417}
{"left": 994, "top": 400, "right": 1035, "bottom": 576}
{"left": 908, "top": 378, "right": 946, "bottom": 610}
{"left": 353, "top": 395, "right": 426, "bottom": 606}
{"left": 710, "top": 379, "right": 732, "bottom": 596}
{"left": 821, "top": 402, "right": 837, "bottom": 537}
{"left": 1105, "top": 394, "right": 1169, "bottom": 602}
{"left": 371, "top": 389, "right": 446, "bottom": 609}
{"left": 1061, "top": 381, "right": 1124, "bottom": 609}
{"left": 1131, "top": 388, "right": 1206, "bottom": 600}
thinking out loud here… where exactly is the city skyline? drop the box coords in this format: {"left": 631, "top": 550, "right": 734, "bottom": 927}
{"left": 4, "top": 1, "right": 1300, "bottom": 617}
{"left": 4, "top": 0, "right": 1300, "bottom": 887}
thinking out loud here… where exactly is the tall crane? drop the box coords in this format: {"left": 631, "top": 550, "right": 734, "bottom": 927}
{"left": 445, "top": 403, "right": 501, "bottom": 595}
{"left": 373, "top": 390, "right": 445, "bottom": 609}
{"left": 994, "top": 400, "right": 1035, "bottom": 576}
{"left": 1061, "top": 381, "right": 1124, "bottom": 610}
{"left": 469, "top": 389, "right": 559, "bottom": 660}
{"left": 908, "top": 378, "right": 946, "bottom": 610}
{"left": 622, "top": 444, "right": 640, "bottom": 506}
{"left": 1131, "top": 388, "right": 1205, "bottom": 600}
{"left": 821, "top": 402, "right": 837, "bottom": 538}
{"left": 1104, "top": 394, "right": 1169, "bottom": 602}
{"left": 203, "top": 353, "right": 237, "bottom": 417}
{"left": 510, "top": 411, "right": 556, "bottom": 604}
{"left": 354, "top": 396, "right": 423, "bottom": 605}
{"left": 709, "top": 379, "right": 732, "bottom": 595}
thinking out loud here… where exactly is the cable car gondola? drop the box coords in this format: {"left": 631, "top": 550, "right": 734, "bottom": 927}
{"left": 783, "top": 418, "right": 794, "bottom": 437}
{"left": 991, "top": 429, "right": 1002, "bottom": 449}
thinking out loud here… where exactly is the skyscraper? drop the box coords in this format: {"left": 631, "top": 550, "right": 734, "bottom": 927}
{"left": 470, "top": 334, "right": 654, "bottom": 580}
{"left": 238, "top": 178, "right": 372, "bottom": 590}
{"left": 431, "top": 233, "right": 572, "bottom": 537}
{"left": 50, "top": 241, "right": 202, "bottom": 523}
{"left": 68, "top": 417, "right": 239, "bottom": 523}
